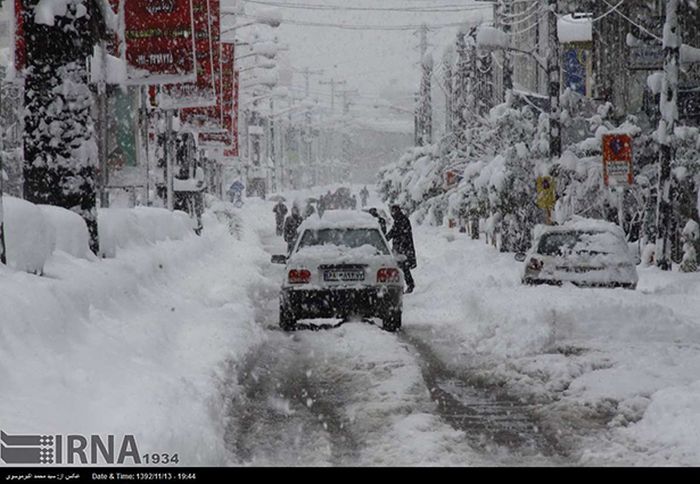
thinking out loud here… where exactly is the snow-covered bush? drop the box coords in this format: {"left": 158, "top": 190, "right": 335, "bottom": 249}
{"left": 681, "top": 219, "right": 699, "bottom": 272}
{"left": 3, "top": 196, "right": 56, "bottom": 274}
{"left": 40, "top": 204, "right": 96, "bottom": 260}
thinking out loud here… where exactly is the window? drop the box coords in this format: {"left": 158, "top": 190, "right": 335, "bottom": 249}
{"left": 298, "top": 228, "right": 390, "bottom": 254}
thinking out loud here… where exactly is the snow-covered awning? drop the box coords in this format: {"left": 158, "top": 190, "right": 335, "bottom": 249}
{"left": 558, "top": 14, "right": 592, "bottom": 44}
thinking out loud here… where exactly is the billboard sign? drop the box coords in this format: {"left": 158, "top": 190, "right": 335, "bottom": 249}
{"left": 157, "top": 0, "right": 217, "bottom": 109}
{"left": 180, "top": 0, "right": 223, "bottom": 132}
{"left": 122, "top": 0, "right": 197, "bottom": 85}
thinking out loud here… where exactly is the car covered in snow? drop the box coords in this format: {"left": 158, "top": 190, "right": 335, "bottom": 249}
{"left": 517, "top": 218, "right": 639, "bottom": 289}
{"left": 271, "top": 210, "right": 404, "bottom": 332}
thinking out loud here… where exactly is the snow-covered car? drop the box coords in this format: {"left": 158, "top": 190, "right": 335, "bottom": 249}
{"left": 271, "top": 210, "right": 404, "bottom": 332}
{"left": 517, "top": 218, "right": 639, "bottom": 289}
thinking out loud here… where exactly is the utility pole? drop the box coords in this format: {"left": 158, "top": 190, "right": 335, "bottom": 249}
{"left": 301, "top": 67, "right": 324, "bottom": 98}
{"left": 140, "top": 87, "right": 151, "bottom": 206}
{"left": 320, "top": 78, "right": 347, "bottom": 114}
{"left": 656, "top": 0, "right": 681, "bottom": 271}
{"left": 415, "top": 23, "right": 433, "bottom": 146}
{"left": 97, "top": 41, "right": 109, "bottom": 209}
{"left": 547, "top": 0, "right": 562, "bottom": 159}
{"left": 454, "top": 29, "right": 468, "bottom": 153}
{"left": 0, "top": 117, "right": 5, "bottom": 266}
{"left": 164, "top": 110, "right": 174, "bottom": 211}
{"left": 497, "top": 0, "right": 513, "bottom": 99}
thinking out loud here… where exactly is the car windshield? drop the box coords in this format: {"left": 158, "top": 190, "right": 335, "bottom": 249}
{"left": 538, "top": 230, "right": 628, "bottom": 257}
{"left": 298, "top": 228, "right": 389, "bottom": 254}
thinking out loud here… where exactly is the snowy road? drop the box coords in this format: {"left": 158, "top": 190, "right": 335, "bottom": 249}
{"left": 223, "top": 218, "right": 569, "bottom": 466}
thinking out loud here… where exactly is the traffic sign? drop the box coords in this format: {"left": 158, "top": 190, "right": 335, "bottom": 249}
{"left": 602, "top": 134, "right": 633, "bottom": 186}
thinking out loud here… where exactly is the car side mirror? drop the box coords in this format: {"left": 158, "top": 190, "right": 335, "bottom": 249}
{"left": 271, "top": 254, "right": 287, "bottom": 265}
{"left": 514, "top": 253, "right": 526, "bottom": 262}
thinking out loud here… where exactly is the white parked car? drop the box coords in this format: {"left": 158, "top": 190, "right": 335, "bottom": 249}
{"left": 271, "top": 210, "right": 404, "bottom": 331}
{"left": 517, "top": 218, "right": 639, "bottom": 289}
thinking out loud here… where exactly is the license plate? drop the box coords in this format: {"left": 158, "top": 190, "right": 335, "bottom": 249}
{"left": 323, "top": 269, "right": 365, "bottom": 282}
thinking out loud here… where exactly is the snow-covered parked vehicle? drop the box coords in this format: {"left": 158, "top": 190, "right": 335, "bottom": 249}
{"left": 271, "top": 210, "right": 404, "bottom": 332}
{"left": 516, "top": 218, "right": 639, "bottom": 289}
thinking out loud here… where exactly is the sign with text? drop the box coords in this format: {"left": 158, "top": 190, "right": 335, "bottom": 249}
{"left": 157, "top": 0, "right": 216, "bottom": 109}
{"left": 602, "top": 134, "right": 633, "bottom": 186}
{"left": 123, "top": 0, "right": 197, "bottom": 85}
{"left": 181, "top": 0, "right": 224, "bottom": 132}
{"left": 200, "top": 42, "right": 235, "bottom": 146}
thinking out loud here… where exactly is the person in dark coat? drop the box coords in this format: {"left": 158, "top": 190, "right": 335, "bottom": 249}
{"left": 385, "top": 205, "right": 416, "bottom": 293}
{"left": 368, "top": 208, "right": 387, "bottom": 235}
{"left": 273, "top": 200, "right": 288, "bottom": 237}
{"left": 360, "top": 186, "right": 369, "bottom": 207}
{"left": 284, "top": 205, "right": 303, "bottom": 253}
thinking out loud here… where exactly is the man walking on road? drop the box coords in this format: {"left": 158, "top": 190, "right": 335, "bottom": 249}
{"left": 360, "top": 186, "right": 369, "bottom": 208}
{"left": 273, "top": 200, "right": 288, "bottom": 237}
{"left": 386, "top": 205, "right": 416, "bottom": 294}
{"left": 284, "top": 204, "right": 303, "bottom": 254}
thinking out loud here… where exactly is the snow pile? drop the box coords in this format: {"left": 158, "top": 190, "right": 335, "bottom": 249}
{"left": 407, "top": 224, "right": 700, "bottom": 464}
{"left": 33, "top": 0, "right": 81, "bottom": 26}
{"left": 0, "top": 203, "right": 269, "bottom": 465}
{"left": 98, "top": 207, "right": 195, "bottom": 258}
{"left": 476, "top": 25, "right": 509, "bottom": 51}
{"left": 557, "top": 14, "right": 592, "bottom": 43}
{"left": 3, "top": 195, "right": 56, "bottom": 274}
{"left": 40, "top": 204, "right": 95, "bottom": 260}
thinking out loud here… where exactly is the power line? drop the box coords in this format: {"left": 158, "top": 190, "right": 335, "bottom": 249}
{"left": 242, "top": 0, "right": 492, "bottom": 13}
{"left": 239, "top": 14, "right": 474, "bottom": 31}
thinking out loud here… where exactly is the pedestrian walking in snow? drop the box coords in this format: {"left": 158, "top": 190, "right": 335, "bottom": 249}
{"left": 386, "top": 205, "right": 416, "bottom": 293}
{"left": 284, "top": 205, "right": 303, "bottom": 253}
{"left": 273, "top": 200, "right": 288, "bottom": 237}
{"left": 360, "top": 186, "right": 369, "bottom": 207}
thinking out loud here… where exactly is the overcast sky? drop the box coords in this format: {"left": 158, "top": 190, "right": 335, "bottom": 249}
{"left": 229, "top": 0, "right": 492, "bottom": 116}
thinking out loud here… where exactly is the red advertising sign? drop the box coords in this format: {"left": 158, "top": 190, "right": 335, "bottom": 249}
{"left": 181, "top": 0, "right": 222, "bottom": 131}
{"left": 158, "top": 0, "right": 216, "bottom": 109}
{"left": 14, "top": 0, "right": 26, "bottom": 74}
{"left": 123, "top": 0, "right": 197, "bottom": 85}
{"left": 199, "top": 42, "right": 234, "bottom": 146}
{"left": 602, "top": 134, "right": 633, "bottom": 186}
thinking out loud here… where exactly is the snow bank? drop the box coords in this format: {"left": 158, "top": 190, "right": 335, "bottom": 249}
{"left": 0, "top": 203, "right": 269, "bottom": 465}
{"left": 98, "top": 207, "right": 195, "bottom": 258}
{"left": 3, "top": 195, "right": 55, "bottom": 274}
{"left": 40, "top": 204, "right": 95, "bottom": 260}
{"left": 407, "top": 225, "right": 700, "bottom": 464}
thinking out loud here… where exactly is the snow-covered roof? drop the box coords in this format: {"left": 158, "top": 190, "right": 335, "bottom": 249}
{"left": 557, "top": 14, "right": 592, "bottom": 44}
{"left": 534, "top": 216, "right": 625, "bottom": 241}
{"left": 299, "top": 210, "right": 380, "bottom": 231}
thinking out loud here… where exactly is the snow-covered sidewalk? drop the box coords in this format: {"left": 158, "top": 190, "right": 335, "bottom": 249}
{"left": 0, "top": 204, "right": 269, "bottom": 465}
{"left": 405, "top": 224, "right": 700, "bottom": 465}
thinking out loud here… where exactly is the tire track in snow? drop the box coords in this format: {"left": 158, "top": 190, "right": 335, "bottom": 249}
{"left": 401, "top": 328, "right": 571, "bottom": 464}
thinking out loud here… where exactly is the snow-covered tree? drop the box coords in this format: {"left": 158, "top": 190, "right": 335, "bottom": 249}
{"left": 22, "top": 0, "right": 107, "bottom": 254}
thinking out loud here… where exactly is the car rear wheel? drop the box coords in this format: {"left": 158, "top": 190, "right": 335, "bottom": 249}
{"left": 279, "top": 304, "right": 297, "bottom": 331}
{"left": 382, "top": 310, "right": 402, "bottom": 332}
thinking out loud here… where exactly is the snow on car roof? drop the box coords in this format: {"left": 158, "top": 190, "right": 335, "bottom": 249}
{"left": 534, "top": 216, "right": 625, "bottom": 241}
{"left": 299, "top": 210, "right": 380, "bottom": 231}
